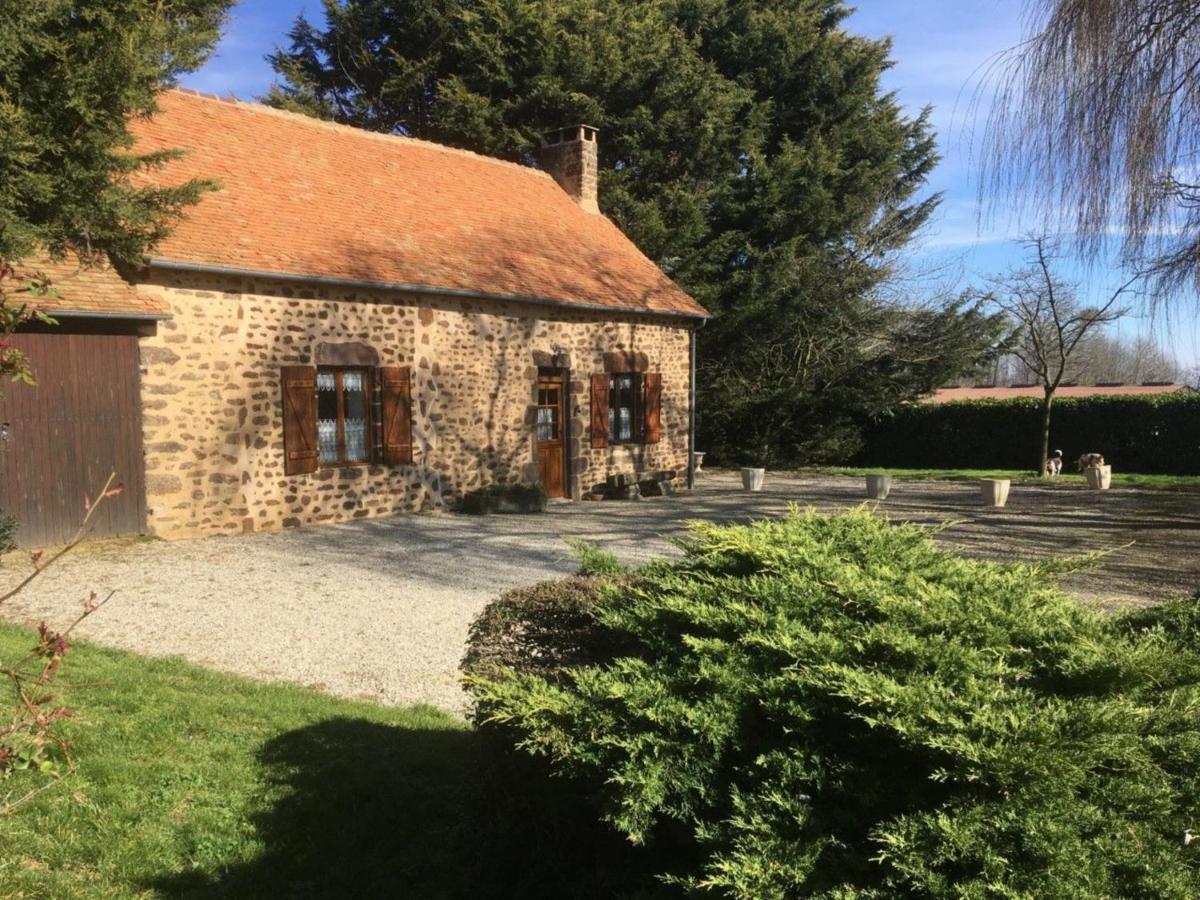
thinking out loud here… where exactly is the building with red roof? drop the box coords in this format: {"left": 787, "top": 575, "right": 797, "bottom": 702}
{"left": 923, "top": 384, "right": 1189, "bottom": 404}
{"left": 1, "top": 90, "right": 707, "bottom": 544}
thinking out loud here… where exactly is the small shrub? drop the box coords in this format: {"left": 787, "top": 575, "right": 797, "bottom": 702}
{"left": 462, "top": 576, "right": 630, "bottom": 685}
{"left": 459, "top": 482, "right": 548, "bottom": 515}
{"left": 472, "top": 508, "right": 1200, "bottom": 898}
{"left": 0, "top": 510, "right": 16, "bottom": 555}
{"left": 0, "top": 478, "right": 121, "bottom": 812}
{"left": 565, "top": 538, "right": 627, "bottom": 577}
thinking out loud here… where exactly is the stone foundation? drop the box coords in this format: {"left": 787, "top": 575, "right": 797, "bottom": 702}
{"left": 136, "top": 271, "right": 692, "bottom": 538}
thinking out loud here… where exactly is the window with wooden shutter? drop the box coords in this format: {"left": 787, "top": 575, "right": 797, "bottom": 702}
{"left": 379, "top": 365, "right": 414, "bottom": 465}
{"left": 281, "top": 366, "right": 319, "bottom": 475}
{"left": 644, "top": 372, "right": 663, "bottom": 443}
{"left": 590, "top": 373, "right": 609, "bottom": 449}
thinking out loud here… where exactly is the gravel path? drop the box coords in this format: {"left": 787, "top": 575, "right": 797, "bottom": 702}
{"left": 1, "top": 470, "right": 1196, "bottom": 713}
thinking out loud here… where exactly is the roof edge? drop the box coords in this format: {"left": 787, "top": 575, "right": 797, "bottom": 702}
{"left": 35, "top": 307, "right": 171, "bottom": 322}
{"left": 146, "top": 257, "right": 711, "bottom": 322}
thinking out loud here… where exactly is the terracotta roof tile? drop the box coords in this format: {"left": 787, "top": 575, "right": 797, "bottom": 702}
{"left": 130, "top": 90, "right": 708, "bottom": 319}
{"left": 8, "top": 255, "right": 167, "bottom": 318}
{"left": 925, "top": 384, "right": 1189, "bottom": 404}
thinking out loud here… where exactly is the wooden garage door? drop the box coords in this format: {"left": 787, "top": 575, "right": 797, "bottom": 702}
{"left": 0, "top": 332, "right": 146, "bottom": 547}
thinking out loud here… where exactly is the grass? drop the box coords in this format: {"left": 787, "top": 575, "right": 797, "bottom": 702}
{"left": 0, "top": 623, "right": 657, "bottom": 899}
{"left": 806, "top": 466, "right": 1200, "bottom": 492}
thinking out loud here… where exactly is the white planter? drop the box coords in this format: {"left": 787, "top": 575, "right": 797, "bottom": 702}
{"left": 741, "top": 467, "right": 765, "bottom": 492}
{"left": 980, "top": 478, "right": 1011, "bottom": 507}
{"left": 1085, "top": 464, "right": 1112, "bottom": 491}
{"left": 865, "top": 474, "right": 892, "bottom": 500}
{"left": 692, "top": 452, "right": 706, "bottom": 473}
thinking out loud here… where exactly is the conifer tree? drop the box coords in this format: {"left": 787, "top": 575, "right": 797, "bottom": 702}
{"left": 0, "top": 0, "right": 231, "bottom": 269}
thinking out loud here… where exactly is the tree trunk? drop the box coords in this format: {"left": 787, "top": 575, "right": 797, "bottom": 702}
{"left": 1038, "top": 391, "right": 1054, "bottom": 476}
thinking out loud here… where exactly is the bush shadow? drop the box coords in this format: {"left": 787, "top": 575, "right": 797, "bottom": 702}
{"left": 153, "top": 716, "right": 668, "bottom": 900}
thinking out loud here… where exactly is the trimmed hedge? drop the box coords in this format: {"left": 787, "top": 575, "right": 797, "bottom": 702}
{"left": 856, "top": 391, "right": 1200, "bottom": 473}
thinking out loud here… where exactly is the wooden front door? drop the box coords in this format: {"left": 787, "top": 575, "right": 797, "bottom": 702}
{"left": 535, "top": 373, "right": 567, "bottom": 498}
{"left": 0, "top": 331, "right": 147, "bottom": 547}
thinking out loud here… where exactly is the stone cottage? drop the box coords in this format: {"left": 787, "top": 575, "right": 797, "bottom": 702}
{"left": 0, "top": 90, "right": 708, "bottom": 546}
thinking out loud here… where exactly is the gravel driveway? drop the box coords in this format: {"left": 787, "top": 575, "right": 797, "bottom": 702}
{"left": 1, "top": 470, "right": 1196, "bottom": 712}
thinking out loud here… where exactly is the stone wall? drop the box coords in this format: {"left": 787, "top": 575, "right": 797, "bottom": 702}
{"left": 136, "top": 271, "right": 693, "bottom": 538}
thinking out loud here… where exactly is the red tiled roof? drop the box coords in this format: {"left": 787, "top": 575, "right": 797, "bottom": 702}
{"left": 924, "top": 384, "right": 1189, "bottom": 404}
{"left": 129, "top": 89, "right": 708, "bottom": 319}
{"left": 9, "top": 254, "right": 168, "bottom": 318}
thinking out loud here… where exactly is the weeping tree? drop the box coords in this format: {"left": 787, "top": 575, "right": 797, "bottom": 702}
{"left": 988, "top": 236, "right": 1138, "bottom": 475}
{"left": 985, "top": 0, "right": 1200, "bottom": 301}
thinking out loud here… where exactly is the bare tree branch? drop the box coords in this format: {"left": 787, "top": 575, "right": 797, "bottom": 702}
{"left": 983, "top": 0, "right": 1200, "bottom": 304}
{"left": 987, "top": 236, "right": 1137, "bottom": 472}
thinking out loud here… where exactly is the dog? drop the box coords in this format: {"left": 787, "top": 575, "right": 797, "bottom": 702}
{"left": 1075, "top": 452, "right": 1105, "bottom": 471}
{"left": 1046, "top": 449, "right": 1063, "bottom": 476}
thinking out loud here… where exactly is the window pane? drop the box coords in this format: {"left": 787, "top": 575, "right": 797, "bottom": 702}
{"left": 317, "top": 370, "right": 338, "bottom": 464}
{"left": 537, "top": 384, "right": 560, "bottom": 442}
{"left": 342, "top": 370, "right": 369, "bottom": 462}
{"left": 609, "top": 374, "right": 637, "bottom": 442}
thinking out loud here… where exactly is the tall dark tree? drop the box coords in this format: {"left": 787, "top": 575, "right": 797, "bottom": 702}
{"left": 0, "top": 0, "right": 231, "bottom": 270}
{"left": 270, "top": 0, "right": 1001, "bottom": 463}
{"left": 1, "top": 0, "right": 231, "bottom": 383}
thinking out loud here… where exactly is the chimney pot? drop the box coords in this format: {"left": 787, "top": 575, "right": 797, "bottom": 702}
{"left": 537, "top": 125, "right": 600, "bottom": 214}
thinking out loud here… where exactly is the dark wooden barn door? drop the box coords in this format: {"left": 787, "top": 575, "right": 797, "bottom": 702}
{"left": 535, "top": 372, "right": 567, "bottom": 498}
{"left": 0, "top": 332, "right": 146, "bottom": 547}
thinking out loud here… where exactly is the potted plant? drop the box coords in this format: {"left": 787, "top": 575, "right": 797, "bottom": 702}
{"left": 741, "top": 466, "right": 766, "bottom": 492}
{"left": 865, "top": 472, "right": 892, "bottom": 500}
{"left": 1085, "top": 464, "right": 1112, "bottom": 491}
{"left": 979, "top": 478, "right": 1011, "bottom": 507}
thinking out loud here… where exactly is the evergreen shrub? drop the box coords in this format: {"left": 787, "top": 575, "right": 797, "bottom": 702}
{"left": 469, "top": 509, "right": 1200, "bottom": 898}
{"left": 459, "top": 482, "right": 548, "bottom": 514}
{"left": 0, "top": 511, "right": 16, "bottom": 554}
{"left": 462, "top": 576, "right": 631, "bottom": 684}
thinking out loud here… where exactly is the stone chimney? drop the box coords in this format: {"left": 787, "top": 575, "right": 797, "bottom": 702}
{"left": 537, "top": 125, "right": 600, "bottom": 214}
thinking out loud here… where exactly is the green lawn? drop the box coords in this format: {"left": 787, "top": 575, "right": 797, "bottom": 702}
{"left": 0, "top": 623, "right": 654, "bottom": 899}
{"left": 807, "top": 466, "right": 1200, "bottom": 492}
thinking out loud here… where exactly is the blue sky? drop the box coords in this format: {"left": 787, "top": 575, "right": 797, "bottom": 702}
{"left": 180, "top": 0, "right": 1199, "bottom": 367}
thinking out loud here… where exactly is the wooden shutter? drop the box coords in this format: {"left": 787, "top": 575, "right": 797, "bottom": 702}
{"left": 590, "top": 373, "right": 609, "bottom": 449}
{"left": 380, "top": 365, "right": 414, "bottom": 465}
{"left": 644, "top": 372, "right": 663, "bottom": 444}
{"left": 281, "top": 366, "right": 319, "bottom": 475}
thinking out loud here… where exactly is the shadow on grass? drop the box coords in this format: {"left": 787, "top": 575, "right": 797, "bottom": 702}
{"left": 154, "top": 717, "right": 668, "bottom": 899}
